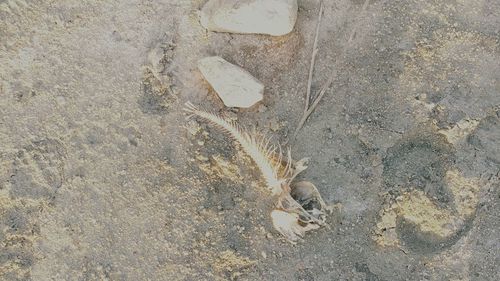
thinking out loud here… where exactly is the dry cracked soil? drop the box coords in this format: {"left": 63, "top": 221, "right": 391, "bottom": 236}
{"left": 0, "top": 0, "right": 499, "bottom": 280}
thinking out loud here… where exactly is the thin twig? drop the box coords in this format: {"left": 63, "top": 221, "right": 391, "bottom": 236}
{"left": 305, "top": 0, "right": 324, "bottom": 110}
{"left": 294, "top": 67, "right": 337, "bottom": 139}
{"left": 293, "top": 0, "right": 325, "bottom": 139}
{"left": 292, "top": 0, "right": 371, "bottom": 140}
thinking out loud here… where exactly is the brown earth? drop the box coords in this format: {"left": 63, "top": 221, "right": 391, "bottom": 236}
{"left": 1, "top": 0, "right": 499, "bottom": 280}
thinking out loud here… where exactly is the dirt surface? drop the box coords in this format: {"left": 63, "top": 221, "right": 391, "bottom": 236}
{"left": 1, "top": 0, "right": 499, "bottom": 280}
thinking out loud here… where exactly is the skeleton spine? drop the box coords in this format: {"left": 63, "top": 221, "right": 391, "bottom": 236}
{"left": 184, "top": 102, "right": 283, "bottom": 195}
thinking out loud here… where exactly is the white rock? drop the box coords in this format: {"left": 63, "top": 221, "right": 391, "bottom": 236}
{"left": 200, "top": 0, "right": 298, "bottom": 36}
{"left": 198, "top": 56, "right": 263, "bottom": 108}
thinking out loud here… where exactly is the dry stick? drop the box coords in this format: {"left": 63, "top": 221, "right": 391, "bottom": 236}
{"left": 293, "top": 68, "right": 337, "bottom": 140}
{"left": 293, "top": 0, "right": 371, "bottom": 140}
{"left": 304, "top": 0, "right": 324, "bottom": 110}
{"left": 293, "top": 1, "right": 324, "bottom": 140}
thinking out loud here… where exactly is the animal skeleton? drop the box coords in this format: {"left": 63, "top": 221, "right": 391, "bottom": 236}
{"left": 184, "top": 102, "right": 328, "bottom": 243}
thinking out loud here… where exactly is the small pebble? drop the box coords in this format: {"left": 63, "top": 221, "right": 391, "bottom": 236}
{"left": 186, "top": 120, "right": 201, "bottom": 135}
{"left": 226, "top": 111, "right": 238, "bottom": 121}
{"left": 269, "top": 117, "right": 280, "bottom": 132}
{"left": 55, "top": 96, "right": 66, "bottom": 105}
{"left": 257, "top": 104, "right": 268, "bottom": 113}
{"left": 196, "top": 155, "right": 209, "bottom": 162}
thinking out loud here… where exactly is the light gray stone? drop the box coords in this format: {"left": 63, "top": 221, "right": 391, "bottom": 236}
{"left": 198, "top": 56, "right": 264, "bottom": 108}
{"left": 200, "top": 0, "right": 298, "bottom": 36}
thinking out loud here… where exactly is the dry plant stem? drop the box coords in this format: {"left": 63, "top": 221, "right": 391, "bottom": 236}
{"left": 293, "top": 0, "right": 371, "bottom": 140}
{"left": 305, "top": 0, "right": 324, "bottom": 110}
{"left": 292, "top": 0, "right": 326, "bottom": 140}
{"left": 293, "top": 67, "right": 338, "bottom": 139}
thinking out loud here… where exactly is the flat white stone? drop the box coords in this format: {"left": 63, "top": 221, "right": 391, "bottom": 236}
{"left": 200, "top": 0, "right": 298, "bottom": 36}
{"left": 198, "top": 56, "right": 264, "bottom": 108}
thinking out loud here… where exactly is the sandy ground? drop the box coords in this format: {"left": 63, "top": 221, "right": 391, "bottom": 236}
{"left": 1, "top": 0, "right": 499, "bottom": 280}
